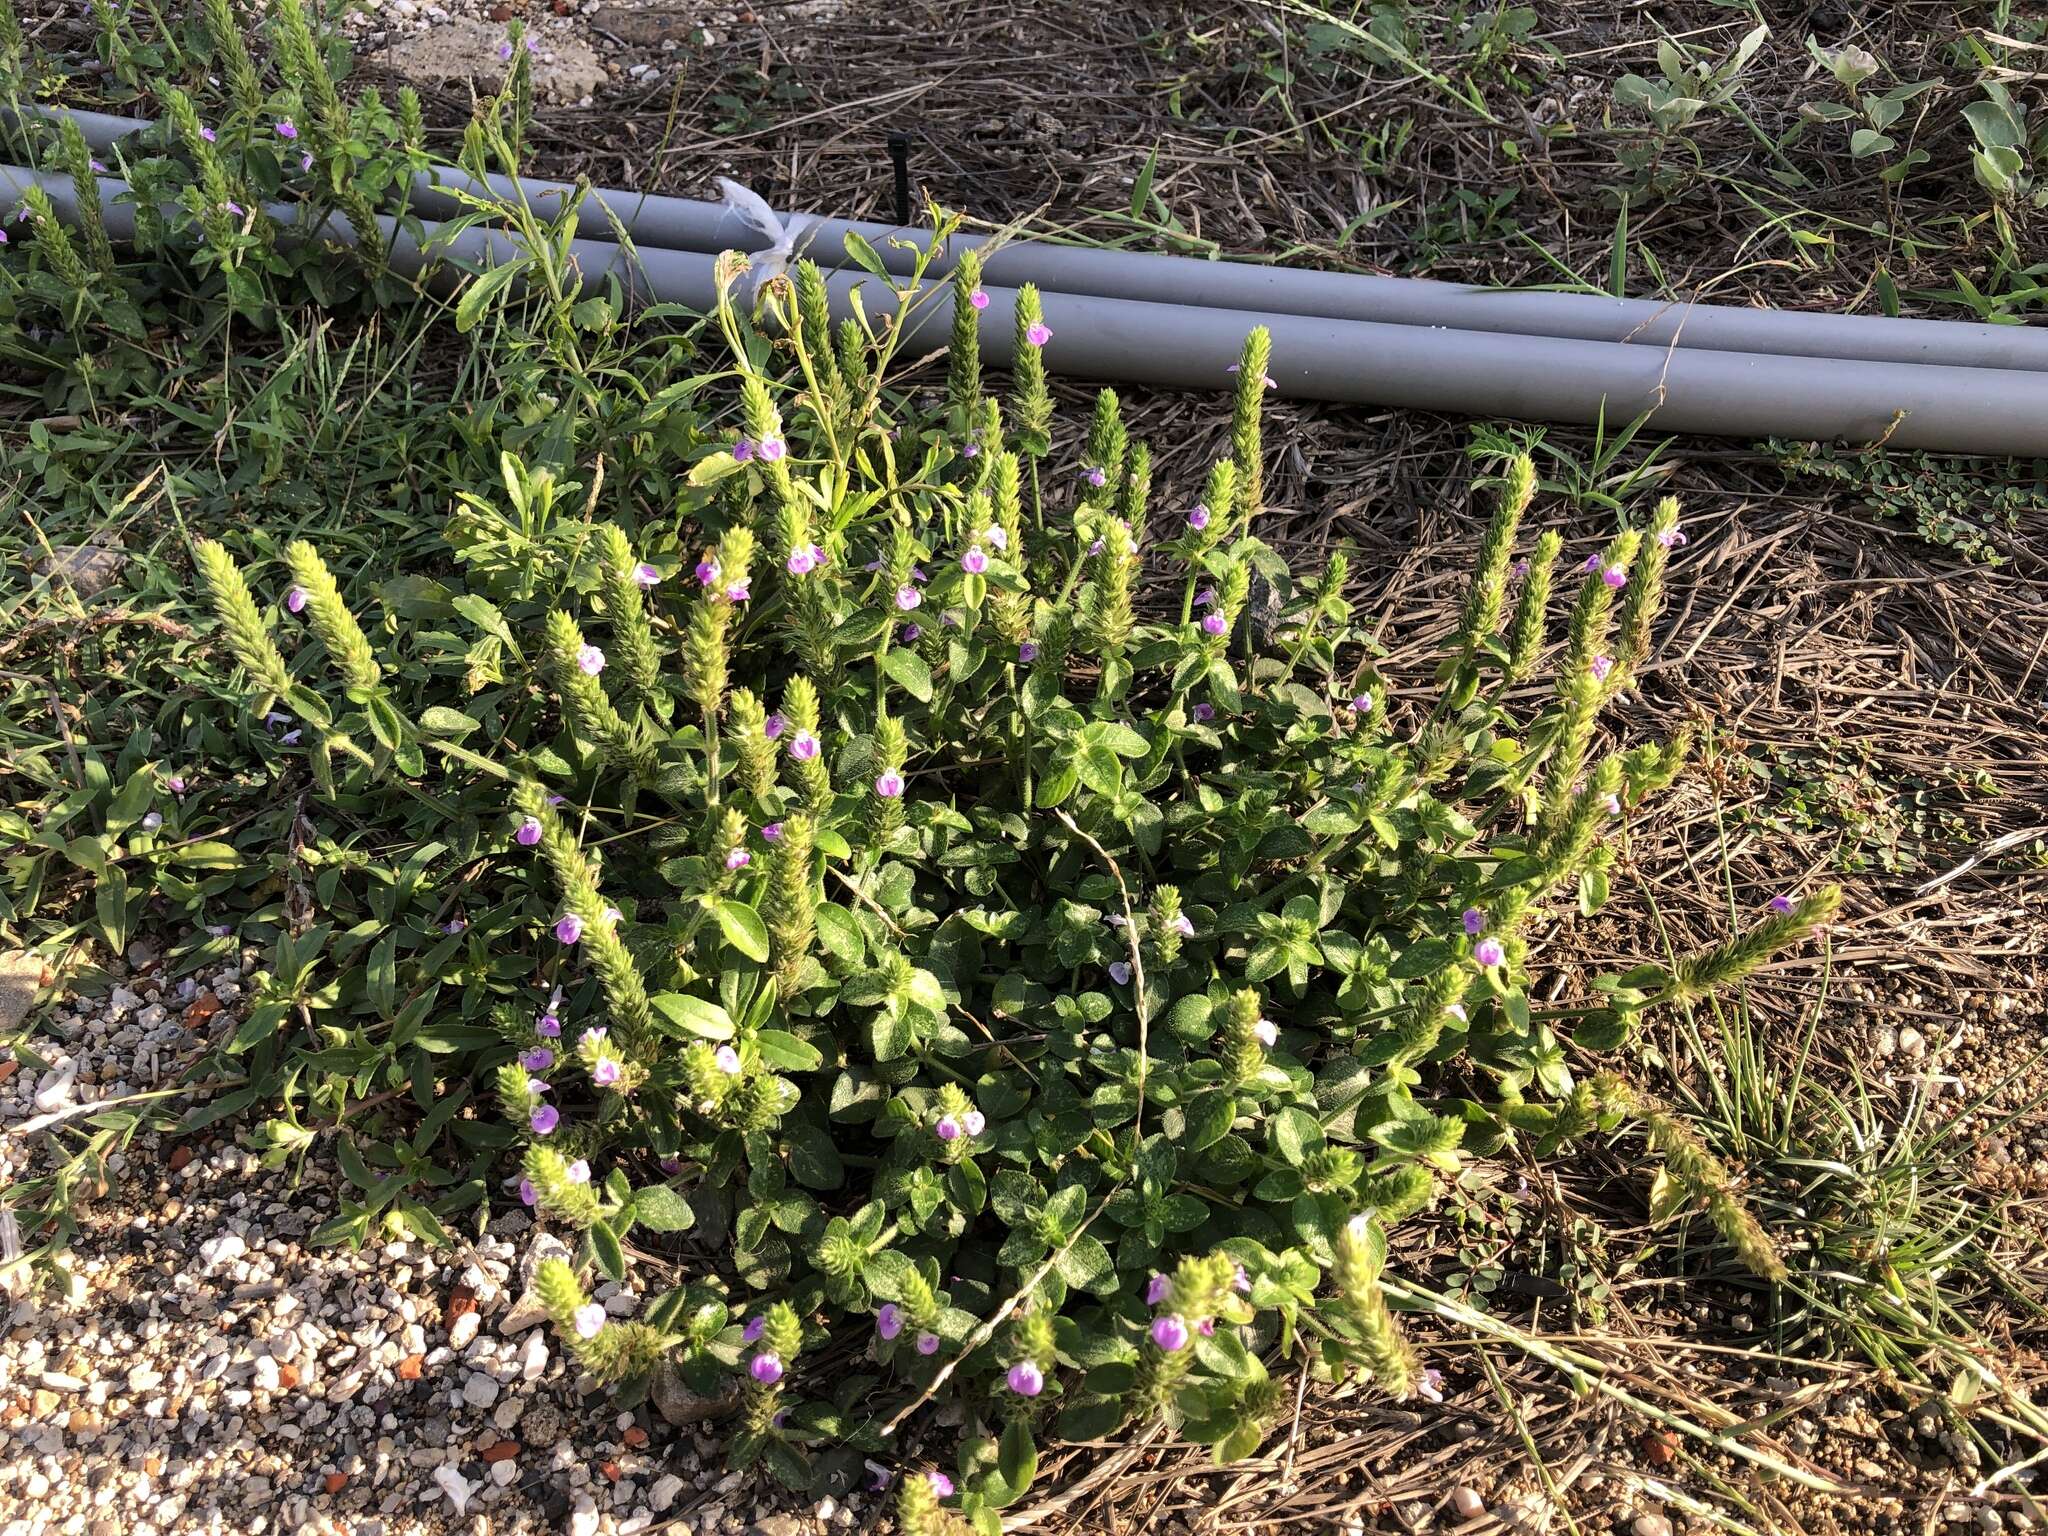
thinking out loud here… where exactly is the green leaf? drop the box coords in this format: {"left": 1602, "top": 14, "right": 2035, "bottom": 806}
{"left": 454, "top": 255, "right": 531, "bottom": 333}
{"left": 589, "top": 1220, "right": 627, "bottom": 1282}
{"left": 999, "top": 1417, "right": 1038, "bottom": 1503}
{"left": 714, "top": 899, "right": 771, "bottom": 962}
{"left": 755, "top": 1029, "right": 823, "bottom": 1072}
{"left": 783, "top": 1122, "right": 845, "bottom": 1190}
{"left": 93, "top": 864, "right": 130, "bottom": 953}
{"left": 1183, "top": 1090, "right": 1236, "bottom": 1153}
{"left": 880, "top": 647, "right": 933, "bottom": 703}
{"left": 815, "top": 902, "right": 865, "bottom": 963}
{"left": 418, "top": 706, "right": 481, "bottom": 738}
{"left": 1270, "top": 1106, "right": 1322, "bottom": 1166}
{"left": 632, "top": 1185, "right": 696, "bottom": 1232}
{"left": 649, "top": 993, "right": 736, "bottom": 1039}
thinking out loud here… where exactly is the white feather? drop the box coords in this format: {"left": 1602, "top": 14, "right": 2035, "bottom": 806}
{"left": 715, "top": 177, "right": 786, "bottom": 245}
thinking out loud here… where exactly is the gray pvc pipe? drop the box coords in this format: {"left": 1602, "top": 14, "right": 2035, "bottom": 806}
{"left": 9, "top": 162, "right": 2048, "bottom": 456}
{"left": 27, "top": 103, "right": 2048, "bottom": 376}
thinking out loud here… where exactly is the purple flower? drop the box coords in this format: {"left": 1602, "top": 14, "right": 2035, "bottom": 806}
{"left": 757, "top": 438, "right": 787, "bottom": 463}
{"left": 516, "top": 816, "right": 542, "bottom": 847}
{"left": 962, "top": 442, "right": 980, "bottom": 458}
{"left": 715, "top": 1045, "right": 743, "bottom": 1074}
{"left": 565, "top": 1159, "right": 591, "bottom": 1184}
{"left": 497, "top": 40, "right": 514, "bottom": 59}
{"left": 581, "top": 1026, "right": 609, "bottom": 1047}
{"left": 1233, "top": 1264, "right": 1251, "bottom": 1295}
{"left": 788, "top": 730, "right": 821, "bottom": 761}
{"left": 538, "top": 1013, "right": 561, "bottom": 1038}
{"left": 969, "top": 289, "right": 989, "bottom": 311}
{"left": 1193, "top": 703, "right": 1214, "bottom": 722}
{"left": 1658, "top": 526, "right": 1688, "bottom": 548}
{"left": 915, "top": 1332, "right": 941, "bottom": 1355}
{"left": 141, "top": 812, "right": 163, "bottom": 831}
{"left": 934, "top": 1116, "right": 962, "bottom": 1142}
{"left": 1187, "top": 505, "right": 1210, "bottom": 531}
{"left": 696, "top": 558, "right": 721, "bottom": 587}
{"left": 929, "top": 1471, "right": 955, "bottom": 1496}
{"left": 275, "top": 119, "right": 297, "bottom": 140}
{"left": 554, "top": 914, "right": 583, "bottom": 945}
{"left": 280, "top": 729, "right": 302, "bottom": 745}
{"left": 1228, "top": 362, "right": 1278, "bottom": 390}
{"left": 875, "top": 770, "right": 905, "bottom": 799}
{"left": 633, "top": 562, "right": 661, "bottom": 588}
{"left": 286, "top": 586, "right": 308, "bottom": 614}
{"left": 1589, "top": 654, "right": 1613, "bottom": 683}
{"left": 1172, "top": 913, "right": 1195, "bottom": 937}
{"left": 726, "top": 848, "right": 751, "bottom": 871}
{"left": 1417, "top": 1368, "right": 1445, "bottom": 1403}
{"left": 762, "top": 822, "right": 784, "bottom": 843}
{"left": 877, "top": 1304, "right": 904, "bottom": 1340}
{"left": 1196, "top": 1318, "right": 1217, "bottom": 1336}
{"left": 1082, "top": 466, "right": 1107, "bottom": 489}
{"left": 1475, "top": 937, "right": 1506, "bottom": 968}
{"left": 725, "top": 579, "right": 751, "bottom": 603}
{"left": 1601, "top": 564, "right": 1626, "bottom": 589}
{"left": 732, "top": 439, "right": 754, "bottom": 463}
{"left": 224, "top": 201, "right": 244, "bottom": 217}
{"left": 1108, "top": 960, "right": 1132, "bottom": 985}
{"left": 961, "top": 547, "right": 989, "bottom": 575}
{"left": 89, "top": 159, "right": 106, "bottom": 174}
{"left": 443, "top": 918, "right": 466, "bottom": 934}
{"left": 529, "top": 1104, "right": 559, "bottom": 1135}
{"left": 985, "top": 526, "right": 1008, "bottom": 551}
{"left": 895, "top": 584, "right": 922, "bottom": 611}
{"left": 763, "top": 714, "right": 786, "bottom": 740}
{"left": 577, "top": 644, "right": 605, "bottom": 676}
{"left": 1007, "top": 1361, "right": 1043, "bottom": 1396}
{"left": 519, "top": 1178, "right": 538, "bottom": 1206}
{"left": 743, "top": 1315, "right": 766, "bottom": 1343}
{"left": 786, "top": 543, "right": 821, "bottom": 576}
{"left": 200, "top": 125, "right": 217, "bottom": 142}
{"left": 1145, "top": 1273, "right": 1171, "bottom": 1306}
{"left": 1150, "top": 1314, "right": 1189, "bottom": 1352}
{"left": 167, "top": 776, "right": 187, "bottom": 794}
{"left": 1350, "top": 692, "right": 1373, "bottom": 712}
{"left": 299, "top": 151, "right": 313, "bottom": 173}
{"left": 526, "top": 1077, "right": 550, "bottom": 1097}
{"left": 1511, "top": 558, "right": 1530, "bottom": 578}
{"left": 1019, "top": 641, "right": 1040, "bottom": 663}
{"left": 1768, "top": 894, "right": 1795, "bottom": 914}
{"left": 1582, "top": 553, "right": 1601, "bottom": 573}
{"left": 593, "top": 1059, "right": 622, "bottom": 1087}
{"left": 1200, "top": 613, "right": 1227, "bottom": 637}
{"left": 1025, "top": 322, "right": 1051, "bottom": 348}
{"left": 750, "top": 1353, "right": 784, "bottom": 1384}
{"left": 574, "top": 1303, "right": 606, "bottom": 1340}
{"left": 1254, "top": 1017, "right": 1278, "bottom": 1048}
{"left": 1462, "top": 908, "right": 1485, "bottom": 937}
{"left": 659, "top": 1157, "right": 683, "bottom": 1175}
{"left": 520, "top": 1047, "right": 554, "bottom": 1072}
{"left": 901, "top": 624, "right": 922, "bottom": 642}
{"left": 1194, "top": 586, "right": 1217, "bottom": 609}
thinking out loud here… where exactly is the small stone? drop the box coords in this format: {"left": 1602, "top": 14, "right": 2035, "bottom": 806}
{"left": 433, "top": 1464, "right": 474, "bottom": 1516}
{"left": 1450, "top": 1487, "right": 1485, "bottom": 1520}
{"left": 647, "top": 1473, "right": 685, "bottom": 1514}
{"left": 1898, "top": 1026, "right": 1926, "bottom": 1059}
{"left": 462, "top": 1373, "right": 501, "bottom": 1410}
{"left": 127, "top": 1365, "right": 164, "bottom": 1393}
{"left": 448, "top": 1310, "right": 480, "bottom": 1350}
{"left": 490, "top": 1458, "right": 519, "bottom": 1487}
{"left": 323, "top": 1473, "right": 348, "bottom": 1495}
{"left": 1641, "top": 1429, "right": 1678, "bottom": 1466}
{"left": 397, "top": 1353, "right": 424, "bottom": 1380}
{"left": 198, "top": 1232, "right": 247, "bottom": 1275}
{"left": 1633, "top": 1516, "right": 1673, "bottom": 1536}
{"left": 480, "top": 1439, "right": 520, "bottom": 1463}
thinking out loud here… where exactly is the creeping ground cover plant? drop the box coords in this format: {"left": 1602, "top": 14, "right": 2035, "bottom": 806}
{"left": 186, "top": 246, "right": 1838, "bottom": 1527}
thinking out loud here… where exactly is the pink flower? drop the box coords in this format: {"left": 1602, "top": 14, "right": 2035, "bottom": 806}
{"left": 1025, "top": 323, "right": 1051, "bottom": 348}
{"left": 725, "top": 579, "right": 751, "bottom": 603}
{"left": 1019, "top": 641, "right": 1039, "bottom": 663}
{"left": 1475, "top": 937, "right": 1505, "bottom": 968}
{"left": 969, "top": 289, "right": 989, "bottom": 311}
{"left": 732, "top": 440, "right": 754, "bottom": 463}
{"left": 895, "top": 584, "right": 922, "bottom": 611}
{"left": 764, "top": 714, "right": 786, "bottom": 740}
{"left": 1768, "top": 894, "right": 1794, "bottom": 914}
{"left": 633, "top": 563, "right": 661, "bottom": 588}
{"left": 300, "top": 151, "right": 313, "bottom": 172}
{"left": 275, "top": 119, "right": 297, "bottom": 140}
{"left": 726, "top": 848, "right": 751, "bottom": 870}
{"left": 1417, "top": 1367, "right": 1445, "bottom": 1403}
{"left": 555, "top": 915, "right": 588, "bottom": 948}
{"left": 935, "top": 1116, "right": 962, "bottom": 1142}
{"left": 696, "top": 558, "right": 721, "bottom": 587}
{"left": 915, "top": 1332, "right": 940, "bottom": 1355}
{"left": 200, "top": 125, "right": 217, "bottom": 142}
{"left": 1172, "top": 913, "right": 1195, "bottom": 937}
{"left": 1658, "top": 526, "right": 1688, "bottom": 548}
{"left": 1350, "top": 692, "right": 1372, "bottom": 712}
{"left": 1196, "top": 1318, "right": 1216, "bottom": 1336}
{"left": 286, "top": 587, "right": 308, "bottom": 614}
{"left": 985, "top": 526, "right": 1008, "bottom": 551}
{"left": 875, "top": 770, "right": 905, "bottom": 798}
{"left": 518, "top": 1178, "right": 538, "bottom": 1206}
{"left": 961, "top": 547, "right": 988, "bottom": 574}
{"left": 1462, "top": 908, "right": 1485, "bottom": 937}
{"left": 566, "top": 1159, "right": 591, "bottom": 1184}
{"left": 574, "top": 1304, "right": 606, "bottom": 1339}
{"left": 593, "top": 1059, "right": 621, "bottom": 1086}
{"left": 1227, "top": 362, "right": 1277, "bottom": 389}
{"left": 1233, "top": 1265, "right": 1251, "bottom": 1294}
{"left": 1200, "top": 613, "right": 1227, "bottom": 637}
{"left": 877, "top": 1304, "right": 904, "bottom": 1340}
{"left": 1601, "top": 565, "right": 1626, "bottom": 589}
{"left": 529, "top": 1104, "right": 560, "bottom": 1135}
{"left": 757, "top": 438, "right": 787, "bottom": 462}
{"left": 929, "top": 1471, "right": 955, "bottom": 1496}
{"left": 762, "top": 822, "right": 784, "bottom": 842}
{"left": 1589, "top": 654, "right": 1613, "bottom": 683}
{"left": 715, "top": 1045, "right": 743, "bottom": 1074}
{"left": 1108, "top": 961, "right": 1131, "bottom": 985}
{"left": 963, "top": 1110, "right": 986, "bottom": 1136}
{"left": 577, "top": 644, "right": 605, "bottom": 675}
{"left": 789, "top": 730, "right": 821, "bottom": 761}
{"left": 1007, "top": 1361, "right": 1043, "bottom": 1396}
{"left": 1254, "top": 1018, "right": 1278, "bottom": 1048}
{"left": 1601, "top": 792, "right": 1623, "bottom": 817}
{"left": 166, "top": 777, "right": 187, "bottom": 794}
{"left": 786, "top": 543, "right": 820, "bottom": 576}
{"left": 743, "top": 1315, "right": 766, "bottom": 1342}
{"left": 497, "top": 40, "right": 514, "bottom": 59}
{"left": 1150, "top": 1315, "right": 1189, "bottom": 1351}
{"left": 1145, "top": 1273, "right": 1171, "bottom": 1305}
{"left": 1187, "top": 505, "right": 1209, "bottom": 531}
{"left": 1082, "top": 466, "right": 1107, "bottom": 489}
{"left": 750, "top": 1353, "right": 784, "bottom": 1384}
{"left": 581, "top": 1027, "right": 609, "bottom": 1047}
{"left": 516, "top": 816, "right": 542, "bottom": 847}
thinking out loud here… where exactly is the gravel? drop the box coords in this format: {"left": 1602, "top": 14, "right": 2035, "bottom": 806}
{"left": 0, "top": 940, "right": 874, "bottom": 1536}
